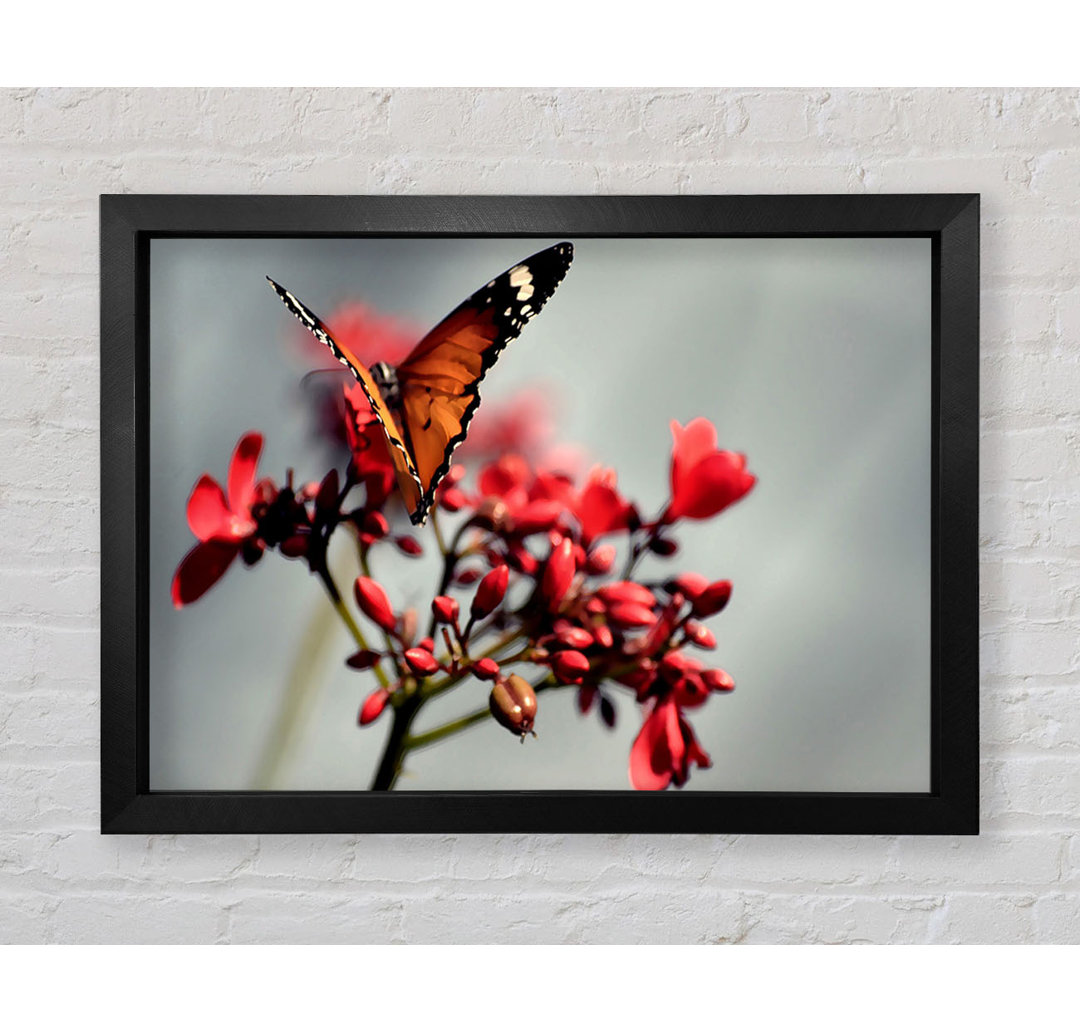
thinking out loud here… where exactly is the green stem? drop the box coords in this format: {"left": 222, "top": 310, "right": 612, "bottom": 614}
{"left": 405, "top": 675, "right": 563, "bottom": 753}
{"left": 421, "top": 627, "right": 525, "bottom": 700}
{"left": 404, "top": 707, "right": 492, "bottom": 751}
{"left": 357, "top": 544, "right": 402, "bottom": 678}
{"left": 319, "top": 567, "right": 390, "bottom": 689}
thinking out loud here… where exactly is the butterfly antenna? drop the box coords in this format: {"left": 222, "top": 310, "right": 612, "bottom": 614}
{"left": 300, "top": 368, "right": 352, "bottom": 387}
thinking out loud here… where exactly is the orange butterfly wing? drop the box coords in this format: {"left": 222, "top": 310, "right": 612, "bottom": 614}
{"left": 267, "top": 242, "right": 573, "bottom": 526}
{"left": 396, "top": 242, "right": 574, "bottom": 524}
{"left": 265, "top": 277, "right": 423, "bottom": 516}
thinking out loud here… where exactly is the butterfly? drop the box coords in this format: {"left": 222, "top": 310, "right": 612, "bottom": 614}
{"left": 267, "top": 241, "right": 573, "bottom": 526}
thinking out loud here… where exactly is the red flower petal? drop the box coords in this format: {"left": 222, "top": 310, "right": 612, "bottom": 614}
{"left": 511, "top": 498, "right": 566, "bottom": 536}
{"left": 629, "top": 698, "right": 682, "bottom": 791}
{"left": 670, "top": 451, "right": 756, "bottom": 522}
{"left": 227, "top": 432, "right": 264, "bottom": 513}
{"left": 170, "top": 539, "right": 241, "bottom": 608}
{"left": 186, "top": 475, "right": 232, "bottom": 541}
{"left": 479, "top": 453, "right": 531, "bottom": 499}
{"left": 629, "top": 698, "right": 711, "bottom": 790}
{"left": 669, "top": 417, "right": 717, "bottom": 490}
{"left": 576, "top": 466, "right": 632, "bottom": 544}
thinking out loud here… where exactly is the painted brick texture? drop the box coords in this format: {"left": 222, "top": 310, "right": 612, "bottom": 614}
{"left": 1, "top": 87, "right": 1077, "bottom": 943}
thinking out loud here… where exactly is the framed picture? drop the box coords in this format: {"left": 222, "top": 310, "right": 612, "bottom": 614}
{"left": 101, "top": 194, "right": 978, "bottom": 833}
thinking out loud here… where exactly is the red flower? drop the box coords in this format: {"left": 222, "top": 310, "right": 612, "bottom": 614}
{"left": 343, "top": 384, "right": 397, "bottom": 510}
{"left": 456, "top": 387, "right": 553, "bottom": 463}
{"left": 474, "top": 454, "right": 570, "bottom": 537}
{"left": 171, "top": 432, "right": 270, "bottom": 607}
{"left": 629, "top": 697, "right": 712, "bottom": 790}
{"left": 664, "top": 418, "right": 756, "bottom": 522}
{"left": 296, "top": 301, "right": 420, "bottom": 369}
{"left": 573, "top": 466, "right": 634, "bottom": 545}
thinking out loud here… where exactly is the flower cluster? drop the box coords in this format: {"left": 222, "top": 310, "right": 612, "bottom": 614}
{"left": 174, "top": 305, "right": 756, "bottom": 791}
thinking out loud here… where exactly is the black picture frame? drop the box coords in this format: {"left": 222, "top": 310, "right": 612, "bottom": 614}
{"left": 101, "top": 193, "right": 979, "bottom": 834}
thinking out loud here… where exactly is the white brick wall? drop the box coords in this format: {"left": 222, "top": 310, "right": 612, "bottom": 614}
{"left": 1, "top": 87, "right": 1076, "bottom": 944}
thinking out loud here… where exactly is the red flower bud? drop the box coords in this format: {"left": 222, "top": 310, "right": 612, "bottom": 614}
{"left": 670, "top": 572, "right": 709, "bottom": 601}
{"left": 395, "top": 535, "right": 423, "bottom": 556}
{"left": 345, "top": 648, "right": 381, "bottom": 670}
{"left": 553, "top": 621, "right": 593, "bottom": 650}
{"left": 597, "top": 581, "right": 657, "bottom": 609}
{"left": 472, "top": 657, "right": 501, "bottom": 681}
{"left": 692, "top": 580, "right": 732, "bottom": 618}
{"left": 279, "top": 534, "right": 308, "bottom": 558}
{"left": 354, "top": 576, "right": 396, "bottom": 632}
{"left": 489, "top": 673, "right": 537, "bottom": 737}
{"left": 404, "top": 647, "right": 440, "bottom": 676}
{"left": 418, "top": 637, "right": 434, "bottom": 652}
{"left": 471, "top": 563, "right": 509, "bottom": 619}
{"left": 593, "top": 623, "right": 614, "bottom": 649}
{"left": 512, "top": 498, "right": 565, "bottom": 536}
{"left": 649, "top": 536, "right": 678, "bottom": 557}
{"left": 542, "top": 537, "right": 576, "bottom": 609}
{"left": 439, "top": 487, "right": 468, "bottom": 512}
{"left": 659, "top": 650, "right": 696, "bottom": 680}
{"left": 552, "top": 649, "right": 590, "bottom": 684}
{"left": 398, "top": 607, "right": 418, "bottom": 646}
{"left": 703, "top": 668, "right": 735, "bottom": 692}
{"left": 606, "top": 602, "right": 658, "bottom": 628}
{"left": 456, "top": 568, "right": 482, "bottom": 586}
{"left": 315, "top": 468, "right": 339, "bottom": 516}
{"left": 507, "top": 544, "right": 539, "bottom": 576}
{"left": 586, "top": 544, "right": 616, "bottom": 575}
{"left": 359, "top": 687, "right": 390, "bottom": 726}
{"left": 444, "top": 463, "right": 466, "bottom": 487}
{"left": 362, "top": 510, "right": 389, "bottom": 539}
{"left": 431, "top": 595, "right": 459, "bottom": 625}
{"left": 684, "top": 620, "right": 717, "bottom": 650}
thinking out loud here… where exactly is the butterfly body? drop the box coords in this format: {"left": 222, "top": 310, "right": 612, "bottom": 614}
{"left": 268, "top": 241, "right": 573, "bottom": 526}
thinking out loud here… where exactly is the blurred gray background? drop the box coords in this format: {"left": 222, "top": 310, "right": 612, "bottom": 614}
{"left": 149, "top": 236, "right": 931, "bottom": 793}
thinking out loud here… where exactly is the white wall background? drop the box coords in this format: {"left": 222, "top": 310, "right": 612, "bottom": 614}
{"left": 0, "top": 87, "right": 1076, "bottom": 944}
